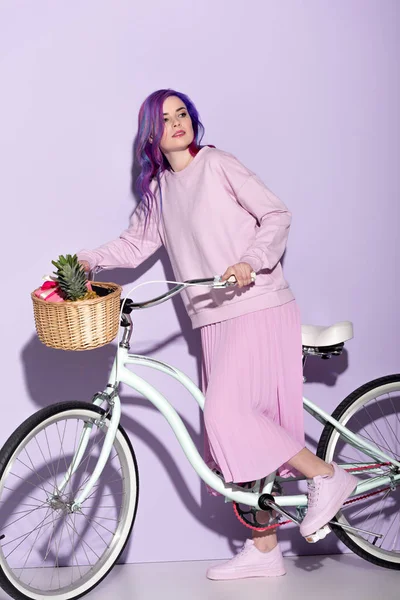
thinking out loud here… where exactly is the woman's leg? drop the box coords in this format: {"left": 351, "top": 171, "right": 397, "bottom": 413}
{"left": 252, "top": 448, "right": 336, "bottom": 550}
{"left": 288, "top": 447, "right": 334, "bottom": 478}
{"left": 252, "top": 510, "right": 278, "bottom": 552}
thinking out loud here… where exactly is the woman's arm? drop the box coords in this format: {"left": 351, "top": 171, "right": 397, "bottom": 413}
{"left": 77, "top": 202, "right": 163, "bottom": 271}
{"left": 235, "top": 175, "right": 292, "bottom": 273}
{"left": 216, "top": 152, "right": 291, "bottom": 273}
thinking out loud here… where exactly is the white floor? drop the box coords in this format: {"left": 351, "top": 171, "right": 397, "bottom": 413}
{"left": 85, "top": 554, "right": 398, "bottom": 600}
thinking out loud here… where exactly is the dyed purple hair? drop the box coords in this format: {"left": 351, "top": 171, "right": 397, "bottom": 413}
{"left": 134, "top": 89, "right": 206, "bottom": 229}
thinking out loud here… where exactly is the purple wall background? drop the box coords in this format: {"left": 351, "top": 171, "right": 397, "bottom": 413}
{"left": 1, "top": 1, "right": 399, "bottom": 564}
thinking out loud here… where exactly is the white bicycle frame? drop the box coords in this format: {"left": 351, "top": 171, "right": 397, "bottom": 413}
{"left": 55, "top": 345, "right": 400, "bottom": 513}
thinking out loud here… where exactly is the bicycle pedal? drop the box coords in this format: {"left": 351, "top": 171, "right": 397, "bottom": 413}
{"left": 304, "top": 524, "right": 331, "bottom": 543}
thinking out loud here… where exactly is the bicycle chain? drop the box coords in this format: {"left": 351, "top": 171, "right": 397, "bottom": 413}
{"left": 233, "top": 463, "right": 394, "bottom": 532}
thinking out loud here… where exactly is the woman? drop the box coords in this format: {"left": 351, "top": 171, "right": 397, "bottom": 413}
{"left": 78, "top": 89, "right": 358, "bottom": 580}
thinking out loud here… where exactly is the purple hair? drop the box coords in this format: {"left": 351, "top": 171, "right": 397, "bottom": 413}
{"left": 134, "top": 89, "right": 205, "bottom": 230}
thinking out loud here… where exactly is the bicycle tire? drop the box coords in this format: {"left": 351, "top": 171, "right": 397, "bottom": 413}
{"left": 317, "top": 374, "right": 400, "bottom": 570}
{"left": 0, "top": 401, "right": 139, "bottom": 599}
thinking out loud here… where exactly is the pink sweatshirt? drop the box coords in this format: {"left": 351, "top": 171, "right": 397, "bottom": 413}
{"left": 78, "top": 146, "right": 294, "bottom": 328}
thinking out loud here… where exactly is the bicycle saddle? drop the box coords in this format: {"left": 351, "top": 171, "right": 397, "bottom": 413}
{"left": 301, "top": 321, "right": 354, "bottom": 347}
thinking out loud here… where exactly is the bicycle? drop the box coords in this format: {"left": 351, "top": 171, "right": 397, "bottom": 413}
{"left": 0, "top": 270, "right": 399, "bottom": 600}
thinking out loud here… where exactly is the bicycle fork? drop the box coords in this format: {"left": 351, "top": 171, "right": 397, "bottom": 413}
{"left": 50, "top": 386, "right": 121, "bottom": 513}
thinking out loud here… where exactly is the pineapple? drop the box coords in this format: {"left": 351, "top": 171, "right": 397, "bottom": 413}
{"left": 52, "top": 254, "right": 97, "bottom": 301}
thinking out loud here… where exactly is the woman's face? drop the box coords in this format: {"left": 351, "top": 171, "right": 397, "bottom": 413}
{"left": 158, "top": 95, "right": 194, "bottom": 154}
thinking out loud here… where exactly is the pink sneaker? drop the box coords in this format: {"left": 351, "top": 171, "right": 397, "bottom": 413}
{"left": 206, "top": 540, "right": 286, "bottom": 580}
{"left": 300, "top": 462, "right": 358, "bottom": 539}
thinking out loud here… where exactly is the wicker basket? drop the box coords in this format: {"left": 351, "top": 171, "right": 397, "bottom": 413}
{"left": 31, "top": 282, "right": 122, "bottom": 351}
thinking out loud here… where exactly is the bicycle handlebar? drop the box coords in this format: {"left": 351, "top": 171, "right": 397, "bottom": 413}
{"left": 88, "top": 268, "right": 256, "bottom": 311}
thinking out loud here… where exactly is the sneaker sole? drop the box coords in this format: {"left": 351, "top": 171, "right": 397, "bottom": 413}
{"left": 206, "top": 567, "right": 286, "bottom": 580}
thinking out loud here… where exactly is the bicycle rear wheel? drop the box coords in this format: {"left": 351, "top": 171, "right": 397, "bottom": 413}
{"left": 317, "top": 375, "right": 400, "bottom": 570}
{"left": 0, "top": 401, "right": 139, "bottom": 599}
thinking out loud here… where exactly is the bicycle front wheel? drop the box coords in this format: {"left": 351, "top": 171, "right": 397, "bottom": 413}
{"left": 317, "top": 374, "right": 400, "bottom": 570}
{"left": 0, "top": 401, "right": 139, "bottom": 600}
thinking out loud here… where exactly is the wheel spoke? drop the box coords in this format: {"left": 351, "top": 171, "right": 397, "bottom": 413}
{"left": 1, "top": 486, "right": 46, "bottom": 504}
{"left": 374, "top": 396, "right": 400, "bottom": 451}
{"left": 379, "top": 506, "right": 399, "bottom": 548}
{"left": 388, "top": 393, "right": 400, "bottom": 429}
{"left": 26, "top": 514, "right": 61, "bottom": 589}
{"left": 34, "top": 431, "right": 58, "bottom": 492}
{"left": 4, "top": 510, "right": 63, "bottom": 559}
{"left": 79, "top": 452, "right": 120, "bottom": 491}
{"left": 389, "top": 512, "right": 400, "bottom": 552}
{"left": 69, "top": 511, "right": 83, "bottom": 583}
{"left": 366, "top": 489, "right": 391, "bottom": 536}
{"left": 64, "top": 515, "right": 101, "bottom": 561}
{"left": 1, "top": 502, "right": 48, "bottom": 531}
{"left": 18, "top": 505, "right": 56, "bottom": 582}
{"left": 43, "top": 427, "right": 58, "bottom": 491}
{"left": 79, "top": 509, "right": 118, "bottom": 538}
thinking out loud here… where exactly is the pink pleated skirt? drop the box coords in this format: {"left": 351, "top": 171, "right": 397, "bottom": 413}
{"left": 200, "top": 299, "right": 305, "bottom": 490}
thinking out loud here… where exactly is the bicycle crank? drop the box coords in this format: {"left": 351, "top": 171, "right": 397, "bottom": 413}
{"left": 304, "top": 520, "right": 383, "bottom": 544}
{"left": 234, "top": 485, "right": 389, "bottom": 540}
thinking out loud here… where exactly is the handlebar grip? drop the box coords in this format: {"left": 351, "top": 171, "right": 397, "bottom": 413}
{"left": 226, "top": 271, "right": 257, "bottom": 285}
{"left": 87, "top": 266, "right": 103, "bottom": 282}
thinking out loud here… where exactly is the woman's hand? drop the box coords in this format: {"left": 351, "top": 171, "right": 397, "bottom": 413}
{"left": 221, "top": 262, "right": 255, "bottom": 288}
{"left": 79, "top": 260, "right": 91, "bottom": 273}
